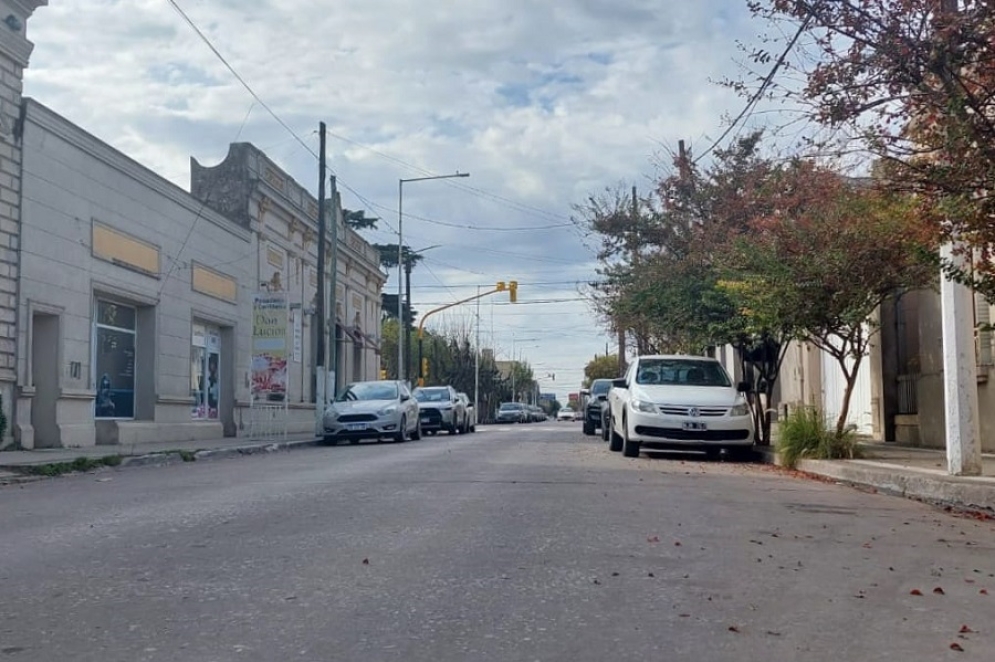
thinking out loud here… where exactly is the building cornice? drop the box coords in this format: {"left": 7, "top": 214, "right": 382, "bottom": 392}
{"left": 0, "top": 1, "right": 46, "bottom": 67}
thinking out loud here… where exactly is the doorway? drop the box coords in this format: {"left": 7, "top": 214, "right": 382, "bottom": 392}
{"left": 31, "top": 312, "right": 60, "bottom": 448}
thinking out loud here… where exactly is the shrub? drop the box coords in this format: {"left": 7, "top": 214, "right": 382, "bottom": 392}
{"left": 778, "top": 406, "right": 861, "bottom": 468}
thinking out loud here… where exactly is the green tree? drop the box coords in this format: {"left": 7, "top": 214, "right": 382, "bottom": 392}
{"left": 584, "top": 354, "right": 621, "bottom": 385}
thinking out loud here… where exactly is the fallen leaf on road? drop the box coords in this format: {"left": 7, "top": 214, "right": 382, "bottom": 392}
{"left": 980, "top": 589, "right": 989, "bottom": 595}
{"left": 648, "top": 572, "right": 655, "bottom": 578}
{"left": 611, "top": 572, "right": 620, "bottom": 577}
{"left": 674, "top": 541, "right": 682, "bottom": 547}
{"left": 592, "top": 579, "right": 601, "bottom": 585}
{"left": 910, "top": 589, "right": 923, "bottom": 596}
{"left": 647, "top": 536, "right": 660, "bottom": 543}
{"left": 679, "top": 614, "right": 690, "bottom": 618}
{"left": 950, "top": 643, "right": 964, "bottom": 652}
{"left": 959, "top": 625, "right": 973, "bottom": 634}
{"left": 965, "top": 579, "right": 975, "bottom": 584}
{"left": 728, "top": 626, "right": 740, "bottom": 633}
{"left": 767, "top": 631, "right": 781, "bottom": 637}
{"left": 933, "top": 587, "right": 946, "bottom": 595}
{"left": 362, "top": 558, "right": 369, "bottom": 565}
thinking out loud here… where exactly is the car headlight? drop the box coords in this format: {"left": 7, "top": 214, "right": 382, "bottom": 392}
{"left": 378, "top": 405, "right": 399, "bottom": 416}
{"left": 631, "top": 399, "right": 656, "bottom": 413}
{"left": 729, "top": 403, "right": 751, "bottom": 417}
{"left": 324, "top": 409, "right": 339, "bottom": 420}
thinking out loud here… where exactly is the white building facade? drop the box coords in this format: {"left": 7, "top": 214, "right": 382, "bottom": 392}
{"left": 12, "top": 100, "right": 384, "bottom": 448}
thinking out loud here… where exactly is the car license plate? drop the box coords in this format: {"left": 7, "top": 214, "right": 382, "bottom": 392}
{"left": 347, "top": 423, "right": 367, "bottom": 431}
{"left": 682, "top": 422, "right": 707, "bottom": 431}
{"left": 421, "top": 417, "right": 431, "bottom": 423}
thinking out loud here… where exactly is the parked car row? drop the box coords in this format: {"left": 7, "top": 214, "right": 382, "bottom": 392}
{"left": 494, "top": 402, "right": 548, "bottom": 423}
{"left": 322, "top": 380, "right": 476, "bottom": 445}
{"left": 594, "top": 354, "right": 757, "bottom": 460}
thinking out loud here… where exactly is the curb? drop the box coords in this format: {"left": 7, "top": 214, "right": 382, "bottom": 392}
{"left": 754, "top": 446, "right": 995, "bottom": 514}
{"left": 793, "top": 458, "right": 995, "bottom": 513}
{"left": 0, "top": 437, "right": 323, "bottom": 484}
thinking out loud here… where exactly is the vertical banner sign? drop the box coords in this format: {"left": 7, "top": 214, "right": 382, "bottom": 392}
{"left": 251, "top": 292, "right": 289, "bottom": 400}
{"left": 293, "top": 311, "right": 303, "bottom": 363}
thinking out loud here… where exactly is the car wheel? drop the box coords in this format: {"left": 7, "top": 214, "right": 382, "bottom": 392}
{"left": 608, "top": 414, "right": 623, "bottom": 452}
{"left": 411, "top": 419, "right": 422, "bottom": 441}
{"left": 448, "top": 422, "right": 458, "bottom": 435}
{"left": 582, "top": 421, "right": 595, "bottom": 436}
{"left": 394, "top": 416, "right": 408, "bottom": 443}
{"left": 622, "top": 416, "right": 640, "bottom": 458}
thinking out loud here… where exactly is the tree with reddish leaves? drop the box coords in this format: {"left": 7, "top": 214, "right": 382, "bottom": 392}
{"left": 745, "top": 0, "right": 995, "bottom": 298}
{"left": 723, "top": 159, "right": 936, "bottom": 435}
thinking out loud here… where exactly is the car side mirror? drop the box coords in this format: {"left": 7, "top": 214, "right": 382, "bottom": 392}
{"left": 401, "top": 393, "right": 411, "bottom": 401}
{"left": 737, "top": 381, "right": 751, "bottom": 393}
{"left": 580, "top": 388, "right": 590, "bottom": 396}
{"left": 611, "top": 378, "right": 627, "bottom": 388}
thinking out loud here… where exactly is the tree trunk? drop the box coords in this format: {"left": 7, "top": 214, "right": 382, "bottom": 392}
{"left": 834, "top": 356, "right": 862, "bottom": 438}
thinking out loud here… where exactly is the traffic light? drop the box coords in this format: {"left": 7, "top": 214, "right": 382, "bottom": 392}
{"left": 496, "top": 281, "right": 506, "bottom": 291}
{"left": 509, "top": 280, "right": 518, "bottom": 303}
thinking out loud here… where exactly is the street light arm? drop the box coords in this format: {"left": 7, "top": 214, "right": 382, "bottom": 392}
{"left": 418, "top": 287, "right": 501, "bottom": 338}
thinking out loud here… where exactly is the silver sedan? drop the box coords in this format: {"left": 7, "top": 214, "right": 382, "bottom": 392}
{"left": 323, "top": 380, "right": 421, "bottom": 444}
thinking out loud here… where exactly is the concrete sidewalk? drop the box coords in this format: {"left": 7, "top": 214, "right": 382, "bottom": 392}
{"left": 764, "top": 442, "right": 995, "bottom": 513}
{"left": 0, "top": 433, "right": 321, "bottom": 481}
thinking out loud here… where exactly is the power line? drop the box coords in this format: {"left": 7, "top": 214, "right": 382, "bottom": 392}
{"left": 693, "top": 12, "right": 813, "bottom": 165}
{"left": 166, "top": 0, "right": 319, "bottom": 162}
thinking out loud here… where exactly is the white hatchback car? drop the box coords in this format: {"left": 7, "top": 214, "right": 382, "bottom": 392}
{"left": 606, "top": 355, "right": 754, "bottom": 459}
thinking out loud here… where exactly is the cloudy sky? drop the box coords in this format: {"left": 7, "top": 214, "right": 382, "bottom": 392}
{"left": 23, "top": 0, "right": 771, "bottom": 400}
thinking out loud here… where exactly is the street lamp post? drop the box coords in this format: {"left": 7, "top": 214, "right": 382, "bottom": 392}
{"left": 397, "top": 172, "right": 469, "bottom": 382}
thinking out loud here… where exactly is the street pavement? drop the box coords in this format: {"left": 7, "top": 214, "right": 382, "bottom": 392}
{"left": 2, "top": 423, "right": 994, "bottom": 661}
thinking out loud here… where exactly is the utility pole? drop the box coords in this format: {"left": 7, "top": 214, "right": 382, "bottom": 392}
{"left": 404, "top": 255, "right": 413, "bottom": 384}
{"left": 617, "top": 185, "right": 639, "bottom": 375}
{"left": 474, "top": 285, "right": 481, "bottom": 428}
{"left": 329, "top": 174, "right": 339, "bottom": 399}
{"left": 314, "top": 122, "right": 327, "bottom": 437}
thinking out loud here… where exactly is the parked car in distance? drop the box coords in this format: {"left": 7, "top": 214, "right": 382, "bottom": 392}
{"left": 556, "top": 407, "right": 575, "bottom": 422}
{"left": 456, "top": 392, "right": 475, "bottom": 433}
{"left": 323, "top": 380, "right": 420, "bottom": 444}
{"left": 496, "top": 402, "right": 528, "bottom": 424}
{"left": 606, "top": 354, "right": 754, "bottom": 459}
{"left": 582, "top": 378, "right": 613, "bottom": 436}
{"left": 413, "top": 385, "right": 466, "bottom": 434}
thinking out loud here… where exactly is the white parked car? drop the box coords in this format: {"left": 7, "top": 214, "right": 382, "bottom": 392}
{"left": 323, "top": 380, "right": 421, "bottom": 444}
{"left": 606, "top": 355, "right": 754, "bottom": 459}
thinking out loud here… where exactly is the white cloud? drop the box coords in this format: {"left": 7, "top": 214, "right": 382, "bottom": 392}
{"left": 24, "top": 0, "right": 764, "bottom": 394}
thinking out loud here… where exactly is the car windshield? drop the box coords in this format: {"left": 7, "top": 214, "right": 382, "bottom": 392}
{"left": 336, "top": 382, "right": 399, "bottom": 401}
{"left": 414, "top": 388, "right": 450, "bottom": 402}
{"left": 634, "top": 359, "right": 731, "bottom": 387}
{"left": 500, "top": 403, "right": 523, "bottom": 410}
{"left": 590, "top": 380, "right": 612, "bottom": 396}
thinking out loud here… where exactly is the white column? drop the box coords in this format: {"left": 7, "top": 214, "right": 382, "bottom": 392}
{"left": 939, "top": 243, "right": 983, "bottom": 475}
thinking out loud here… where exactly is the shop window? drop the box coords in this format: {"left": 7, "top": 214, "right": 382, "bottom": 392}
{"left": 191, "top": 323, "right": 222, "bottom": 420}
{"left": 94, "top": 300, "right": 136, "bottom": 419}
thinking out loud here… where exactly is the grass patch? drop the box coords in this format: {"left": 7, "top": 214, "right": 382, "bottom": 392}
{"left": 177, "top": 450, "right": 197, "bottom": 462}
{"left": 25, "top": 455, "right": 125, "bottom": 477}
{"left": 777, "top": 407, "right": 862, "bottom": 469}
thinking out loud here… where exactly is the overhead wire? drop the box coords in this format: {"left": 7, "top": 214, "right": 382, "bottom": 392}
{"left": 693, "top": 12, "right": 813, "bottom": 165}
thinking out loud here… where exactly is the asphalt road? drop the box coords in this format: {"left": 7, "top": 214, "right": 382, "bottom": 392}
{"left": 2, "top": 423, "right": 994, "bottom": 661}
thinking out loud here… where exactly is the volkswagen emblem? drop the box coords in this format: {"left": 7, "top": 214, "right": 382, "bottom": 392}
{"left": 688, "top": 407, "right": 700, "bottom": 418}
